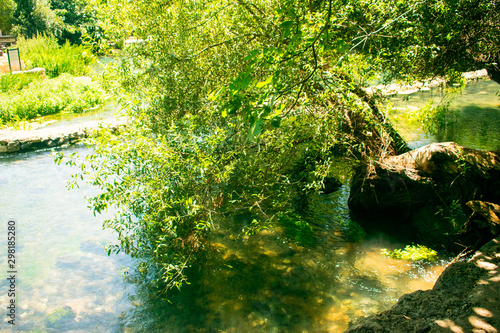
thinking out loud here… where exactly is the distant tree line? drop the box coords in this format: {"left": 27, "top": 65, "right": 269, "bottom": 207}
{"left": 0, "top": 0, "right": 101, "bottom": 47}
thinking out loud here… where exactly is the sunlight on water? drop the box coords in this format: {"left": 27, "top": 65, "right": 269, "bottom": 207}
{"left": 2, "top": 93, "right": 489, "bottom": 331}
{"left": 0, "top": 148, "right": 134, "bottom": 332}
{"left": 116, "top": 185, "right": 451, "bottom": 332}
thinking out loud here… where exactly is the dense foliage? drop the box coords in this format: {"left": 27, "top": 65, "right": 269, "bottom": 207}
{"left": 10, "top": 0, "right": 99, "bottom": 46}
{"left": 0, "top": 0, "right": 15, "bottom": 33}
{"left": 356, "top": 0, "right": 500, "bottom": 82}
{"left": 62, "top": 0, "right": 500, "bottom": 293}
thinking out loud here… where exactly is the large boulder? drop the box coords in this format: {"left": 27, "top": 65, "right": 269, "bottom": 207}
{"left": 345, "top": 237, "right": 500, "bottom": 333}
{"left": 348, "top": 142, "right": 500, "bottom": 247}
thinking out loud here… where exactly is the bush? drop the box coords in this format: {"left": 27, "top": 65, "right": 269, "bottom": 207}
{"left": 17, "top": 34, "right": 96, "bottom": 78}
{"left": 0, "top": 74, "right": 106, "bottom": 124}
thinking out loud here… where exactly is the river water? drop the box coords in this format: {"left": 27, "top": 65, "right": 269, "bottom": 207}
{"left": 0, "top": 79, "right": 498, "bottom": 332}
{"left": 388, "top": 78, "right": 500, "bottom": 151}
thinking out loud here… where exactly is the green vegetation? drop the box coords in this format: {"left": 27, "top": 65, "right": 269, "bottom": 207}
{"left": 0, "top": 0, "right": 15, "bottom": 33}
{"left": 0, "top": 71, "right": 42, "bottom": 92}
{"left": 18, "top": 35, "right": 97, "bottom": 78}
{"left": 0, "top": 34, "right": 103, "bottom": 126}
{"left": 0, "top": 73, "right": 105, "bottom": 124}
{"left": 278, "top": 212, "right": 315, "bottom": 246}
{"left": 357, "top": 0, "right": 500, "bottom": 82}
{"left": 382, "top": 244, "right": 438, "bottom": 262}
{"left": 54, "top": 0, "right": 499, "bottom": 295}
{"left": 10, "top": 0, "right": 99, "bottom": 45}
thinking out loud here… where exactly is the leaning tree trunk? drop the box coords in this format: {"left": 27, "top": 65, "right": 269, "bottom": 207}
{"left": 335, "top": 71, "right": 411, "bottom": 155}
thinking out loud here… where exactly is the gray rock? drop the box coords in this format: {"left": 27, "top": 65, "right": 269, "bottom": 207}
{"left": 6, "top": 141, "right": 20, "bottom": 152}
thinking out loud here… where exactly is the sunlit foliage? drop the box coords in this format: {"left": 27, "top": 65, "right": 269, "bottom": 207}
{"left": 382, "top": 244, "right": 438, "bottom": 262}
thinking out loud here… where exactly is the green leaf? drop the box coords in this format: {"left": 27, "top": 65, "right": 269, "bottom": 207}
{"left": 279, "top": 20, "right": 294, "bottom": 29}
{"left": 244, "top": 49, "right": 260, "bottom": 61}
{"left": 247, "top": 118, "right": 264, "bottom": 141}
{"left": 256, "top": 75, "right": 273, "bottom": 88}
{"left": 271, "top": 117, "right": 281, "bottom": 128}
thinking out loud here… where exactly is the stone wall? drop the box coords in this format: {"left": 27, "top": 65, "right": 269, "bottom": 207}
{"left": 0, "top": 119, "right": 126, "bottom": 154}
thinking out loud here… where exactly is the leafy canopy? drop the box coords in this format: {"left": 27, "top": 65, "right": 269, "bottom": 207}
{"left": 61, "top": 0, "right": 498, "bottom": 292}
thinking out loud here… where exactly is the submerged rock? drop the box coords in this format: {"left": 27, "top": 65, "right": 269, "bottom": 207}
{"left": 348, "top": 142, "right": 500, "bottom": 247}
{"left": 345, "top": 237, "right": 500, "bottom": 333}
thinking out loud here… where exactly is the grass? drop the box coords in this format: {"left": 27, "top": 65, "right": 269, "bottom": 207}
{"left": 0, "top": 73, "right": 106, "bottom": 125}
{"left": 17, "top": 34, "right": 97, "bottom": 78}
{"left": 0, "top": 71, "right": 43, "bottom": 92}
{"left": 0, "top": 35, "right": 106, "bottom": 125}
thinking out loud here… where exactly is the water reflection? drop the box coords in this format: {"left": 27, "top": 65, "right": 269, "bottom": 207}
{"left": 0, "top": 106, "right": 479, "bottom": 331}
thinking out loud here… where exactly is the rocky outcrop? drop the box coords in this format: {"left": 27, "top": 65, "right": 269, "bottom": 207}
{"left": 345, "top": 237, "right": 500, "bottom": 333}
{"left": 348, "top": 142, "right": 500, "bottom": 247}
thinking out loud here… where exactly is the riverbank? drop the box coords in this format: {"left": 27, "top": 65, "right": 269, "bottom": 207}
{"left": 0, "top": 117, "right": 126, "bottom": 154}
{"left": 365, "top": 69, "right": 490, "bottom": 96}
{"left": 346, "top": 237, "right": 500, "bottom": 332}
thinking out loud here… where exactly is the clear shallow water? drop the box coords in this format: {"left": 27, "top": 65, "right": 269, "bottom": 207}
{"left": 116, "top": 186, "right": 451, "bottom": 332}
{"left": 0, "top": 147, "right": 450, "bottom": 332}
{"left": 388, "top": 79, "right": 500, "bottom": 150}
{"left": 0, "top": 147, "right": 134, "bottom": 332}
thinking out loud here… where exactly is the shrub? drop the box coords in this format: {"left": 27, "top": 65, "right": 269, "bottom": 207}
{"left": 17, "top": 34, "right": 96, "bottom": 78}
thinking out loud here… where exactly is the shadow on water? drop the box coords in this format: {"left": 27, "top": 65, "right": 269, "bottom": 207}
{"left": 117, "top": 187, "right": 450, "bottom": 333}
{"left": 4, "top": 72, "right": 490, "bottom": 331}
{"left": 116, "top": 79, "right": 498, "bottom": 332}
{"left": 435, "top": 105, "right": 500, "bottom": 151}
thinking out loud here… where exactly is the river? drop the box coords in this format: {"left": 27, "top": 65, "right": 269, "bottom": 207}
{"left": 0, "top": 78, "right": 498, "bottom": 332}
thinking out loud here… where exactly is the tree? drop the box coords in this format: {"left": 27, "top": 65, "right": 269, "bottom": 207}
{"left": 12, "top": 0, "right": 97, "bottom": 45}
{"left": 12, "top": 0, "right": 36, "bottom": 37}
{"left": 59, "top": 0, "right": 413, "bottom": 293}
{"left": 50, "top": 0, "right": 99, "bottom": 45}
{"left": 0, "top": 0, "right": 15, "bottom": 34}
{"left": 350, "top": 0, "right": 500, "bottom": 82}
{"left": 63, "top": 0, "right": 500, "bottom": 293}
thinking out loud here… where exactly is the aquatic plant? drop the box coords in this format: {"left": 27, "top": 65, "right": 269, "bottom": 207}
{"left": 277, "top": 212, "right": 315, "bottom": 246}
{"left": 381, "top": 244, "right": 438, "bottom": 261}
